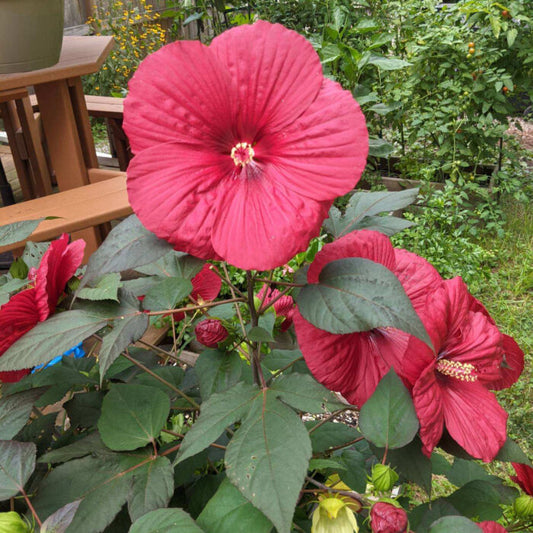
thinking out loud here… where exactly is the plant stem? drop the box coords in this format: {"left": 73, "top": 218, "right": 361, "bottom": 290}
{"left": 122, "top": 350, "right": 200, "bottom": 409}
{"left": 246, "top": 271, "right": 267, "bottom": 389}
{"left": 21, "top": 488, "right": 42, "bottom": 528}
{"left": 161, "top": 429, "right": 227, "bottom": 450}
{"left": 253, "top": 277, "right": 304, "bottom": 288}
{"left": 146, "top": 297, "right": 246, "bottom": 316}
{"left": 305, "top": 476, "right": 369, "bottom": 507}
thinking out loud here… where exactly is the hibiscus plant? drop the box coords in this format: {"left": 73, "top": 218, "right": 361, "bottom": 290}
{"left": 0, "top": 21, "right": 530, "bottom": 533}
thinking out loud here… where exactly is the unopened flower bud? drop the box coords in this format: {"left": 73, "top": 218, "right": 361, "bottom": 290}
{"left": 372, "top": 464, "right": 399, "bottom": 492}
{"left": 195, "top": 319, "right": 228, "bottom": 348}
{"left": 514, "top": 494, "right": 533, "bottom": 517}
{"left": 0, "top": 512, "right": 30, "bottom": 533}
{"left": 370, "top": 502, "right": 408, "bottom": 533}
{"left": 312, "top": 496, "right": 359, "bottom": 533}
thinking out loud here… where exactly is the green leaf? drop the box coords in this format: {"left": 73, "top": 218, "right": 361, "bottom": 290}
{"left": 247, "top": 326, "right": 275, "bottom": 343}
{"left": 0, "top": 389, "right": 43, "bottom": 440}
{"left": 368, "top": 138, "right": 395, "bottom": 157}
{"left": 428, "top": 516, "right": 482, "bottom": 533}
{"left": 495, "top": 438, "right": 532, "bottom": 466}
{"left": 409, "top": 500, "right": 461, "bottom": 533}
{"left": 306, "top": 421, "right": 360, "bottom": 454}
{"left": 446, "top": 458, "right": 491, "bottom": 487}
{"left": 320, "top": 43, "right": 341, "bottom": 64}
{"left": 225, "top": 392, "right": 312, "bottom": 533}
{"left": 0, "top": 219, "right": 43, "bottom": 247}
{"left": 353, "top": 18, "right": 379, "bottom": 33}
{"left": 355, "top": 215, "right": 414, "bottom": 236}
{"left": 338, "top": 449, "right": 368, "bottom": 492}
{"left": 366, "top": 54, "right": 411, "bottom": 70}
{"left": 0, "top": 310, "right": 107, "bottom": 372}
{"left": 369, "top": 102, "right": 402, "bottom": 115}
{"left": 270, "top": 373, "right": 346, "bottom": 413}
{"left": 263, "top": 349, "right": 308, "bottom": 375}
{"left": 41, "top": 501, "right": 81, "bottom": 533}
{"left": 133, "top": 366, "right": 185, "bottom": 396}
{"left": 78, "top": 272, "right": 122, "bottom": 302}
{"left": 196, "top": 350, "right": 243, "bottom": 401}
{"left": 9, "top": 258, "right": 29, "bottom": 280}
{"left": 333, "top": 188, "right": 419, "bottom": 238}
{"left": 309, "top": 458, "right": 347, "bottom": 472}
{"left": 136, "top": 250, "right": 204, "bottom": 280}
{"left": 142, "top": 277, "right": 193, "bottom": 311}
{"left": 99, "top": 313, "right": 149, "bottom": 383}
{"left": 79, "top": 215, "right": 172, "bottom": 290}
{"left": 129, "top": 508, "right": 204, "bottom": 533}
{"left": 127, "top": 457, "right": 174, "bottom": 522}
{"left": 39, "top": 432, "right": 107, "bottom": 464}
{"left": 507, "top": 28, "right": 518, "bottom": 47}
{"left": 175, "top": 382, "right": 259, "bottom": 465}
{"left": 445, "top": 479, "right": 510, "bottom": 521}
{"left": 296, "top": 258, "right": 432, "bottom": 347}
{"left": 98, "top": 384, "right": 170, "bottom": 451}
{"left": 197, "top": 478, "right": 273, "bottom": 533}
{"left": 0, "top": 440, "right": 36, "bottom": 500}
{"left": 64, "top": 391, "right": 104, "bottom": 429}
{"left": 359, "top": 369, "right": 419, "bottom": 449}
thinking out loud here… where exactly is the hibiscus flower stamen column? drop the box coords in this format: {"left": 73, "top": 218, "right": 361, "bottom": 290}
{"left": 230, "top": 142, "right": 255, "bottom": 167}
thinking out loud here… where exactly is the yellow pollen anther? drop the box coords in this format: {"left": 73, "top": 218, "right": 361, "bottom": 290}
{"left": 231, "top": 142, "right": 255, "bottom": 167}
{"left": 436, "top": 359, "right": 477, "bottom": 382}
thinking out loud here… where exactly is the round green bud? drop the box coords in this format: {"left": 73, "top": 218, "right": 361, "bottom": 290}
{"left": 0, "top": 512, "right": 30, "bottom": 533}
{"left": 371, "top": 464, "right": 399, "bottom": 492}
{"left": 514, "top": 495, "right": 533, "bottom": 517}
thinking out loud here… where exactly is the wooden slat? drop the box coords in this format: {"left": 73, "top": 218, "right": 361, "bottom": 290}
{"left": 30, "top": 93, "right": 124, "bottom": 120}
{"left": 0, "top": 175, "right": 131, "bottom": 253}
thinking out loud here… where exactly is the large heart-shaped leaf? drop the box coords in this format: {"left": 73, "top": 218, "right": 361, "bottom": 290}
{"left": 296, "top": 257, "right": 432, "bottom": 347}
{"left": 98, "top": 384, "right": 170, "bottom": 451}
{"left": 0, "top": 440, "right": 36, "bottom": 500}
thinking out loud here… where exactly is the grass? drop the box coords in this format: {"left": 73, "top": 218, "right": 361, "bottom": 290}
{"left": 473, "top": 199, "right": 533, "bottom": 459}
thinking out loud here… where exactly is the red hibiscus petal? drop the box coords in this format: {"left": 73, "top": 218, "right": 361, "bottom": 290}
{"left": 191, "top": 265, "right": 221, "bottom": 302}
{"left": 210, "top": 21, "right": 323, "bottom": 136}
{"left": 124, "top": 40, "right": 234, "bottom": 154}
{"left": 411, "top": 364, "right": 445, "bottom": 457}
{"left": 294, "top": 309, "right": 409, "bottom": 407}
{"left": 307, "top": 230, "right": 396, "bottom": 283}
{"left": 127, "top": 142, "right": 229, "bottom": 260}
{"left": 267, "top": 78, "right": 368, "bottom": 201}
{"left": 211, "top": 174, "right": 329, "bottom": 270}
{"left": 478, "top": 521, "right": 508, "bottom": 533}
{"left": 511, "top": 463, "right": 533, "bottom": 495}
{"left": 394, "top": 249, "right": 442, "bottom": 313}
{"left": 440, "top": 379, "right": 507, "bottom": 462}
{"left": 488, "top": 334, "right": 524, "bottom": 391}
{"left": 35, "top": 234, "right": 85, "bottom": 315}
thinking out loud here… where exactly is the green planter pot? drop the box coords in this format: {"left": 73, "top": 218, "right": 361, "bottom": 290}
{"left": 0, "top": 0, "right": 64, "bottom": 74}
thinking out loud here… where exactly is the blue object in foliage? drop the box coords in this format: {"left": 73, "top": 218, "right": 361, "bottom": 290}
{"left": 32, "top": 342, "right": 85, "bottom": 372}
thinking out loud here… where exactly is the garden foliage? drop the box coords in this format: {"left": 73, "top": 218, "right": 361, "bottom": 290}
{"left": 0, "top": 12, "right": 531, "bottom": 533}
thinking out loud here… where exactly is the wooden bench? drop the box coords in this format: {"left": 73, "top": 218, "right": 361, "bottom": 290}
{"left": 0, "top": 172, "right": 131, "bottom": 261}
{"left": 29, "top": 93, "right": 132, "bottom": 172}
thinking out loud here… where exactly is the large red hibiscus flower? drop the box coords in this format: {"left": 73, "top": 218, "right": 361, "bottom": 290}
{"left": 293, "top": 230, "right": 442, "bottom": 407}
{"left": 0, "top": 234, "right": 85, "bottom": 383}
{"left": 401, "top": 277, "right": 509, "bottom": 462}
{"left": 124, "top": 21, "right": 368, "bottom": 271}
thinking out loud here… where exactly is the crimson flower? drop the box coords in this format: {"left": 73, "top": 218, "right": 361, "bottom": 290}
{"left": 257, "top": 285, "right": 295, "bottom": 332}
{"left": 369, "top": 502, "right": 408, "bottom": 533}
{"left": 124, "top": 21, "right": 368, "bottom": 270}
{"left": 401, "top": 277, "right": 509, "bottom": 462}
{"left": 195, "top": 319, "right": 229, "bottom": 348}
{"left": 0, "top": 234, "right": 85, "bottom": 383}
{"left": 293, "top": 230, "right": 441, "bottom": 407}
{"left": 511, "top": 463, "right": 533, "bottom": 495}
{"left": 478, "top": 522, "right": 507, "bottom": 533}
{"left": 171, "top": 264, "right": 221, "bottom": 322}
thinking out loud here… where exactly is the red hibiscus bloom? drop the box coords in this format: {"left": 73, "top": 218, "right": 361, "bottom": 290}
{"left": 257, "top": 285, "right": 295, "bottom": 332}
{"left": 293, "top": 230, "right": 442, "bottom": 407}
{"left": 511, "top": 463, "right": 533, "bottom": 495}
{"left": 195, "top": 319, "right": 229, "bottom": 348}
{"left": 0, "top": 234, "right": 85, "bottom": 383}
{"left": 171, "top": 264, "right": 221, "bottom": 322}
{"left": 478, "top": 521, "right": 507, "bottom": 532}
{"left": 124, "top": 21, "right": 368, "bottom": 270}
{"left": 402, "top": 277, "right": 508, "bottom": 462}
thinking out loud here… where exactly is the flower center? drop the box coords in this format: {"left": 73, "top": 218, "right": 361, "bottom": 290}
{"left": 436, "top": 359, "right": 477, "bottom": 382}
{"left": 230, "top": 142, "right": 255, "bottom": 167}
